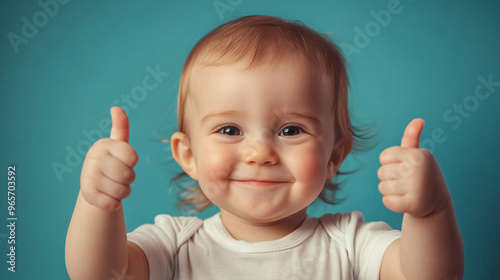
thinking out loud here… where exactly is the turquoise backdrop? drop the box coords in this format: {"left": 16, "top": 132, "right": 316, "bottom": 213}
{"left": 1, "top": 0, "right": 499, "bottom": 279}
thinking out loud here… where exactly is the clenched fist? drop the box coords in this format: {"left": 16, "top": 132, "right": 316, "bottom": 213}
{"left": 80, "top": 107, "right": 139, "bottom": 211}
{"left": 377, "top": 119, "right": 451, "bottom": 218}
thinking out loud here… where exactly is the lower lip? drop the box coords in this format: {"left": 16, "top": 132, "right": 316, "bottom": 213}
{"left": 232, "top": 180, "right": 288, "bottom": 187}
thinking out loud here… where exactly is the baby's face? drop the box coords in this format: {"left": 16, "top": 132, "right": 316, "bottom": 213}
{"left": 184, "top": 56, "right": 336, "bottom": 223}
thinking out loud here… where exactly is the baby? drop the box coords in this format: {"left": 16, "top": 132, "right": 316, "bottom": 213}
{"left": 66, "top": 15, "right": 464, "bottom": 279}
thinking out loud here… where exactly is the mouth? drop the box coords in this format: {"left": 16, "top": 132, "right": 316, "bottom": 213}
{"left": 230, "top": 179, "right": 290, "bottom": 187}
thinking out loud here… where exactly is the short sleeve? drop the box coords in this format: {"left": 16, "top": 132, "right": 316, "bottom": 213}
{"left": 320, "top": 211, "right": 401, "bottom": 280}
{"left": 127, "top": 215, "right": 203, "bottom": 280}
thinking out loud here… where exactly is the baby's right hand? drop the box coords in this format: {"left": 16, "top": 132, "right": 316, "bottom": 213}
{"left": 80, "top": 107, "right": 139, "bottom": 211}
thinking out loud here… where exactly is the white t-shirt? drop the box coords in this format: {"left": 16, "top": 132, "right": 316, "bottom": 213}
{"left": 127, "top": 211, "right": 401, "bottom": 280}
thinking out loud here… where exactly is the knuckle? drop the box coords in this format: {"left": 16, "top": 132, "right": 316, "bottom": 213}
{"left": 379, "top": 149, "right": 389, "bottom": 162}
{"left": 377, "top": 167, "right": 384, "bottom": 179}
{"left": 378, "top": 153, "right": 385, "bottom": 163}
{"left": 411, "top": 148, "right": 425, "bottom": 158}
{"left": 418, "top": 148, "right": 432, "bottom": 158}
{"left": 379, "top": 146, "right": 398, "bottom": 162}
{"left": 94, "top": 138, "right": 111, "bottom": 148}
{"left": 94, "top": 138, "right": 106, "bottom": 145}
{"left": 84, "top": 156, "right": 101, "bottom": 169}
{"left": 118, "top": 186, "right": 131, "bottom": 199}
{"left": 385, "top": 146, "right": 398, "bottom": 153}
{"left": 378, "top": 181, "right": 385, "bottom": 193}
{"left": 127, "top": 148, "right": 139, "bottom": 166}
{"left": 129, "top": 170, "right": 136, "bottom": 183}
{"left": 397, "top": 164, "right": 407, "bottom": 176}
{"left": 84, "top": 149, "right": 109, "bottom": 169}
{"left": 81, "top": 187, "right": 98, "bottom": 204}
{"left": 80, "top": 186, "right": 91, "bottom": 199}
{"left": 121, "top": 168, "right": 136, "bottom": 183}
{"left": 81, "top": 173, "right": 97, "bottom": 190}
{"left": 382, "top": 196, "right": 393, "bottom": 209}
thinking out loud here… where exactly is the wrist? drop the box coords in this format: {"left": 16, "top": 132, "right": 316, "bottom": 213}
{"left": 427, "top": 189, "right": 453, "bottom": 218}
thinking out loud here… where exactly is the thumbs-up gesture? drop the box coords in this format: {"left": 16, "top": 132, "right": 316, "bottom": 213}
{"left": 377, "top": 119, "right": 451, "bottom": 217}
{"left": 80, "top": 107, "right": 139, "bottom": 211}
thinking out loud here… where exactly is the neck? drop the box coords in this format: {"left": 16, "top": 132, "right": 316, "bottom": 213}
{"left": 219, "top": 209, "right": 308, "bottom": 242}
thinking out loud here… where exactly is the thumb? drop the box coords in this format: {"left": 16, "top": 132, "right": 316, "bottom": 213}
{"left": 400, "top": 118, "right": 425, "bottom": 148}
{"left": 110, "top": 107, "right": 129, "bottom": 143}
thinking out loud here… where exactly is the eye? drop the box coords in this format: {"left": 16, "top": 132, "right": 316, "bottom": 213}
{"left": 218, "top": 125, "right": 242, "bottom": 136}
{"left": 279, "top": 125, "right": 302, "bottom": 136}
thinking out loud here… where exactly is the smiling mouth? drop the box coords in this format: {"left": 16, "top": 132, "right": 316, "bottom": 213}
{"left": 230, "top": 180, "right": 290, "bottom": 187}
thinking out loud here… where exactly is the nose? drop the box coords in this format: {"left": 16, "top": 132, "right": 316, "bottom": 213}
{"left": 241, "top": 138, "right": 279, "bottom": 166}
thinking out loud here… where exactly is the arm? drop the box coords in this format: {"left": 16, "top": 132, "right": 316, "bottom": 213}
{"left": 66, "top": 194, "right": 148, "bottom": 279}
{"left": 399, "top": 200, "right": 463, "bottom": 279}
{"left": 378, "top": 119, "right": 464, "bottom": 280}
{"left": 65, "top": 107, "right": 148, "bottom": 280}
{"left": 381, "top": 198, "right": 464, "bottom": 280}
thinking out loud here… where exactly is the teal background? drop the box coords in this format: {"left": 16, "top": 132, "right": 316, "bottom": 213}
{"left": 1, "top": 0, "right": 499, "bottom": 279}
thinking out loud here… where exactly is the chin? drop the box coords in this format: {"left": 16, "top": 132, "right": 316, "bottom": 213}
{"left": 234, "top": 204, "right": 303, "bottom": 224}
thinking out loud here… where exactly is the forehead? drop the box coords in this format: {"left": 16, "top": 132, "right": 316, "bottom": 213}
{"left": 188, "top": 55, "right": 331, "bottom": 111}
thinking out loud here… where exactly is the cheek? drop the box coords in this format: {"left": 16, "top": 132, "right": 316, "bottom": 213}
{"left": 284, "top": 143, "right": 328, "bottom": 193}
{"left": 195, "top": 142, "right": 235, "bottom": 198}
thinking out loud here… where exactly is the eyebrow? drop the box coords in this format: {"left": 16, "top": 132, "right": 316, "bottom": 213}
{"left": 201, "top": 110, "right": 241, "bottom": 124}
{"left": 273, "top": 111, "right": 322, "bottom": 126}
{"left": 201, "top": 110, "right": 321, "bottom": 125}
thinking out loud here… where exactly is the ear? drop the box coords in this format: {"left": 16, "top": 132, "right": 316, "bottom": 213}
{"left": 170, "top": 132, "right": 198, "bottom": 180}
{"left": 326, "top": 138, "right": 353, "bottom": 180}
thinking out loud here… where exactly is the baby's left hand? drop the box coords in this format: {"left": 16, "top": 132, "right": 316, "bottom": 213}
{"left": 377, "top": 119, "right": 451, "bottom": 218}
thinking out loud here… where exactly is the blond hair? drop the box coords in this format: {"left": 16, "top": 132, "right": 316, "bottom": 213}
{"left": 171, "top": 15, "right": 374, "bottom": 212}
